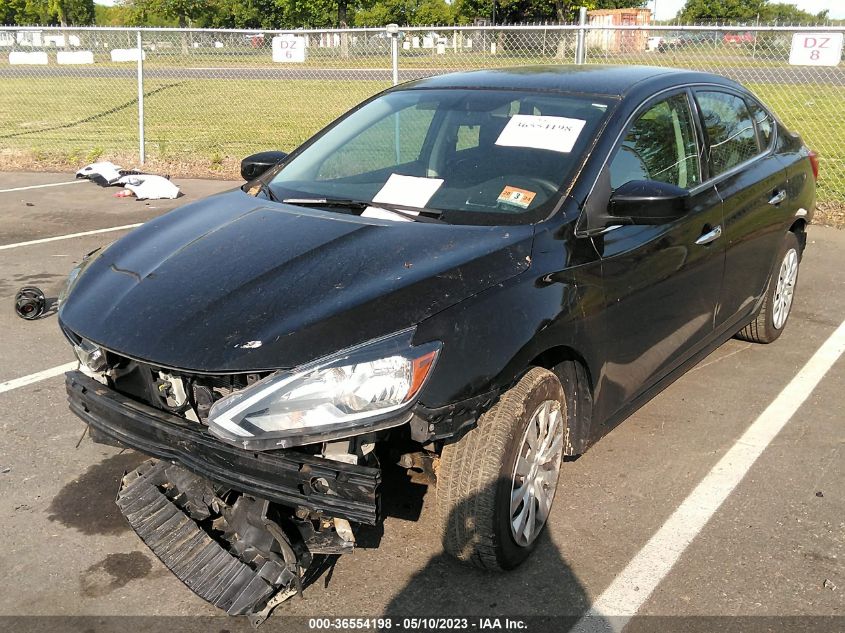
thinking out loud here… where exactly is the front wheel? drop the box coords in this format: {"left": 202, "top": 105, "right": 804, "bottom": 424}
{"left": 436, "top": 367, "right": 566, "bottom": 571}
{"left": 736, "top": 231, "right": 801, "bottom": 344}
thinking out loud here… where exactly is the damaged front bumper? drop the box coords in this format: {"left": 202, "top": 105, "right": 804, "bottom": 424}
{"left": 69, "top": 369, "right": 382, "bottom": 622}
{"left": 66, "top": 370, "right": 381, "bottom": 525}
{"left": 117, "top": 459, "right": 299, "bottom": 617}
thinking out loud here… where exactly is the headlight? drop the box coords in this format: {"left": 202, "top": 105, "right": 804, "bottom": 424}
{"left": 58, "top": 247, "right": 104, "bottom": 307}
{"left": 73, "top": 337, "right": 108, "bottom": 373}
{"left": 208, "top": 329, "right": 440, "bottom": 450}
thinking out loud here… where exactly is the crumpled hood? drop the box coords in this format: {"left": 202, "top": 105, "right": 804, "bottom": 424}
{"left": 60, "top": 188, "right": 534, "bottom": 372}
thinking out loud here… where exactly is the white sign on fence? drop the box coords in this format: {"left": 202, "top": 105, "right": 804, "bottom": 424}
{"left": 788, "top": 32, "right": 844, "bottom": 66}
{"left": 9, "top": 51, "right": 48, "bottom": 65}
{"left": 272, "top": 35, "right": 306, "bottom": 62}
{"left": 57, "top": 50, "right": 94, "bottom": 65}
{"left": 111, "top": 48, "right": 145, "bottom": 62}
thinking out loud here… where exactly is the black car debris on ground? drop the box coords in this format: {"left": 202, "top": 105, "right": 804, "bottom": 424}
{"left": 57, "top": 65, "right": 817, "bottom": 623}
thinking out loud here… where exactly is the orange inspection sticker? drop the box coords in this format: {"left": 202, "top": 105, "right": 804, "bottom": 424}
{"left": 497, "top": 186, "right": 536, "bottom": 209}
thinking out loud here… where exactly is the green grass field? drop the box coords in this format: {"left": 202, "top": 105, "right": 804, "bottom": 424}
{"left": 748, "top": 83, "right": 844, "bottom": 203}
{"left": 0, "top": 75, "right": 842, "bottom": 203}
{"left": 0, "top": 77, "right": 389, "bottom": 158}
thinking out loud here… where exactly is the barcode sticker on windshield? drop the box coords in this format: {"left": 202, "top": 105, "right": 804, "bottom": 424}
{"left": 495, "top": 115, "right": 586, "bottom": 153}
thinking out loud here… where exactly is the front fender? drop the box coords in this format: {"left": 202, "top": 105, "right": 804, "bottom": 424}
{"left": 414, "top": 248, "right": 605, "bottom": 416}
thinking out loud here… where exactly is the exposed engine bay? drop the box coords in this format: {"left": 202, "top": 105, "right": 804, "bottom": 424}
{"left": 75, "top": 345, "right": 272, "bottom": 427}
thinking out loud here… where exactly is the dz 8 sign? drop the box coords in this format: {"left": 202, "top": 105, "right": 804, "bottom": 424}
{"left": 788, "top": 32, "right": 844, "bottom": 66}
{"left": 272, "top": 35, "right": 306, "bottom": 63}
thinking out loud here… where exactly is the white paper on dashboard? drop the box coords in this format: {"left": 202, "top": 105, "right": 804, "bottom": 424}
{"left": 495, "top": 115, "right": 587, "bottom": 153}
{"left": 372, "top": 174, "right": 444, "bottom": 208}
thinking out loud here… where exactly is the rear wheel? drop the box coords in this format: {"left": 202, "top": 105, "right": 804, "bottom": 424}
{"left": 436, "top": 367, "right": 566, "bottom": 571}
{"left": 736, "top": 232, "right": 801, "bottom": 344}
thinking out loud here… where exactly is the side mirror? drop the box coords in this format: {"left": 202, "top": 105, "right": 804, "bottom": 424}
{"left": 608, "top": 180, "right": 689, "bottom": 225}
{"left": 240, "top": 150, "right": 288, "bottom": 181}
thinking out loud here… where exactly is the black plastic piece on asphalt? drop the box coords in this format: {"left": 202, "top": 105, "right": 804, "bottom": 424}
{"left": 14, "top": 286, "right": 46, "bottom": 320}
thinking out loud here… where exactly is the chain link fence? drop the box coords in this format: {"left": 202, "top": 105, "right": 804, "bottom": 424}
{"left": 1, "top": 23, "right": 843, "bottom": 206}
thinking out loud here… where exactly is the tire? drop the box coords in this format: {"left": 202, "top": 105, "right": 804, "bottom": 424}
{"left": 736, "top": 231, "right": 801, "bottom": 344}
{"left": 436, "top": 367, "right": 566, "bottom": 571}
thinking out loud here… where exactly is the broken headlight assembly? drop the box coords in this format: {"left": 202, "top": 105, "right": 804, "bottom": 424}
{"left": 208, "top": 328, "right": 440, "bottom": 451}
{"left": 73, "top": 337, "right": 108, "bottom": 373}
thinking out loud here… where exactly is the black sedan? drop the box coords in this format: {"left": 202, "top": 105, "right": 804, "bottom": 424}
{"left": 58, "top": 65, "right": 816, "bottom": 618}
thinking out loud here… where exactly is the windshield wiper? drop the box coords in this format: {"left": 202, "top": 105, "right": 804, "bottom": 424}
{"left": 281, "top": 198, "right": 446, "bottom": 224}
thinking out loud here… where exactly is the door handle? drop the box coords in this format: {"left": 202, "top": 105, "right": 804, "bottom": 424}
{"left": 768, "top": 190, "right": 787, "bottom": 205}
{"left": 695, "top": 225, "right": 722, "bottom": 245}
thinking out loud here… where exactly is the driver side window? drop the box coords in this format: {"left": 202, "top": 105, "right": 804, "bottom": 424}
{"left": 610, "top": 93, "right": 701, "bottom": 190}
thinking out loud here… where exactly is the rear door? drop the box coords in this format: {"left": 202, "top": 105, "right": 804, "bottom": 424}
{"left": 593, "top": 90, "right": 725, "bottom": 422}
{"left": 692, "top": 90, "right": 789, "bottom": 330}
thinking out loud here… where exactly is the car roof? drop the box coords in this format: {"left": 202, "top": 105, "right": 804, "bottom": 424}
{"left": 399, "top": 65, "right": 741, "bottom": 98}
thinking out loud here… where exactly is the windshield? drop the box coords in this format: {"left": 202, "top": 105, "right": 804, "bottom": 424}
{"left": 267, "top": 88, "right": 613, "bottom": 225}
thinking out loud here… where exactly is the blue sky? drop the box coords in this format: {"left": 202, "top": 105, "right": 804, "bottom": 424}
{"left": 92, "top": 1, "right": 845, "bottom": 21}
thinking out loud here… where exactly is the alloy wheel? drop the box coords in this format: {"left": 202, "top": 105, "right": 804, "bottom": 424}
{"left": 509, "top": 399, "right": 564, "bottom": 547}
{"left": 772, "top": 248, "right": 798, "bottom": 330}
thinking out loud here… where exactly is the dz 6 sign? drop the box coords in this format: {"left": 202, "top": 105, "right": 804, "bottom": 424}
{"left": 273, "top": 35, "right": 306, "bottom": 63}
{"left": 788, "top": 32, "right": 844, "bottom": 66}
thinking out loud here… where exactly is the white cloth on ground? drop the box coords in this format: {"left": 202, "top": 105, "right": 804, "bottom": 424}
{"left": 117, "top": 174, "right": 180, "bottom": 200}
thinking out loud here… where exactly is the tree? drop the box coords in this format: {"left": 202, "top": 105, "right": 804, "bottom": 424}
{"left": 95, "top": 3, "right": 134, "bottom": 24}
{"left": 0, "top": 0, "right": 32, "bottom": 24}
{"left": 451, "top": 0, "right": 646, "bottom": 26}
{"left": 0, "top": 0, "right": 94, "bottom": 25}
{"left": 679, "top": 0, "right": 766, "bottom": 23}
{"left": 355, "top": 0, "right": 454, "bottom": 26}
{"left": 760, "top": 2, "right": 826, "bottom": 23}
{"left": 186, "top": 0, "right": 336, "bottom": 29}
{"left": 55, "top": 0, "right": 95, "bottom": 25}
{"left": 123, "top": 0, "right": 215, "bottom": 51}
{"left": 129, "top": 0, "right": 206, "bottom": 27}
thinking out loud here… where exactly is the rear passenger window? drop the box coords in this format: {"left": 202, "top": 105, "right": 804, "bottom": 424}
{"left": 696, "top": 91, "right": 760, "bottom": 176}
{"left": 746, "top": 99, "right": 774, "bottom": 149}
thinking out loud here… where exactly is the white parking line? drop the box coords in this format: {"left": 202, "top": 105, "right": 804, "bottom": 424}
{"left": 0, "top": 362, "right": 77, "bottom": 395}
{"left": 573, "top": 318, "right": 845, "bottom": 633}
{"left": 0, "top": 180, "right": 86, "bottom": 193}
{"left": 0, "top": 223, "right": 143, "bottom": 251}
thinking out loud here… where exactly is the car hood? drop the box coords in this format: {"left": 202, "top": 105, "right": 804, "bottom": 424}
{"left": 59, "top": 189, "right": 534, "bottom": 372}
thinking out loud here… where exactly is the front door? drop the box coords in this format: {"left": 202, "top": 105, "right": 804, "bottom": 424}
{"left": 592, "top": 90, "right": 725, "bottom": 423}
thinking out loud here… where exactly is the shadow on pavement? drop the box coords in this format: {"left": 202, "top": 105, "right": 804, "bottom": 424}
{"left": 383, "top": 475, "right": 606, "bottom": 633}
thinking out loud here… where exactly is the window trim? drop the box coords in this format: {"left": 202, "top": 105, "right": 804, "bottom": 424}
{"left": 744, "top": 95, "right": 776, "bottom": 154}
